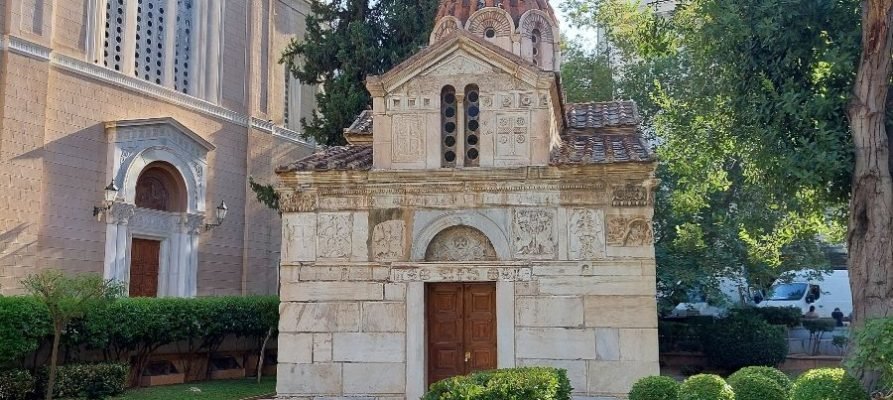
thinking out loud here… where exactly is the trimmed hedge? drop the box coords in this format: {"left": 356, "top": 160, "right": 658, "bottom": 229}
{"left": 731, "top": 306, "right": 803, "bottom": 327}
{"left": 727, "top": 366, "right": 791, "bottom": 392}
{"left": 422, "top": 367, "right": 572, "bottom": 400}
{"left": 728, "top": 374, "right": 786, "bottom": 400}
{"left": 629, "top": 376, "right": 679, "bottom": 400}
{"left": 701, "top": 313, "right": 787, "bottom": 371}
{"left": 678, "top": 374, "right": 734, "bottom": 400}
{"left": 24, "top": 363, "right": 129, "bottom": 400}
{"left": 0, "top": 369, "right": 34, "bottom": 400}
{"left": 790, "top": 368, "right": 869, "bottom": 400}
{"left": 0, "top": 297, "right": 52, "bottom": 366}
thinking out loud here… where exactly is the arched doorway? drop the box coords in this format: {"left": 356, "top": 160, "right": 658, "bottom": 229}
{"left": 128, "top": 162, "right": 188, "bottom": 297}
{"left": 423, "top": 225, "right": 498, "bottom": 386}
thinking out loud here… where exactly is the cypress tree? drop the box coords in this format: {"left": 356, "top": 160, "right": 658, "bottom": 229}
{"left": 282, "top": 0, "right": 438, "bottom": 146}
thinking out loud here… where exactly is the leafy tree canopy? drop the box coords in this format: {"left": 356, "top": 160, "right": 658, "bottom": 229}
{"left": 560, "top": 39, "right": 615, "bottom": 103}
{"left": 282, "top": 0, "right": 438, "bottom": 146}
{"left": 561, "top": 0, "right": 862, "bottom": 306}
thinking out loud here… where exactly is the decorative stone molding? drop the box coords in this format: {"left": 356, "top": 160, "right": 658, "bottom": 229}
{"left": 465, "top": 7, "right": 515, "bottom": 37}
{"left": 612, "top": 183, "right": 651, "bottom": 207}
{"left": 280, "top": 191, "right": 318, "bottom": 213}
{"left": 390, "top": 266, "right": 532, "bottom": 282}
{"left": 1, "top": 35, "right": 311, "bottom": 147}
{"left": 606, "top": 216, "right": 654, "bottom": 247}
{"left": 411, "top": 211, "right": 512, "bottom": 261}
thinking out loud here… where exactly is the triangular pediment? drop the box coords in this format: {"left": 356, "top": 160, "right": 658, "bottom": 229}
{"left": 367, "top": 31, "right": 549, "bottom": 95}
{"left": 105, "top": 117, "right": 215, "bottom": 152}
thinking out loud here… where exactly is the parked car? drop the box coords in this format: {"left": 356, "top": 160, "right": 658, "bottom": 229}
{"left": 756, "top": 269, "right": 852, "bottom": 319}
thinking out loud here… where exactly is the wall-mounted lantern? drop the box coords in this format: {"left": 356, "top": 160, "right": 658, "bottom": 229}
{"left": 93, "top": 180, "right": 119, "bottom": 221}
{"left": 204, "top": 201, "right": 228, "bottom": 231}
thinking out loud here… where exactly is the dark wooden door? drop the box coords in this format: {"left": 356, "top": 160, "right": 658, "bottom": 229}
{"left": 426, "top": 283, "right": 497, "bottom": 386}
{"left": 130, "top": 239, "right": 160, "bottom": 297}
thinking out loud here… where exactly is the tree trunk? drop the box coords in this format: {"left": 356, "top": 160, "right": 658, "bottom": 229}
{"left": 257, "top": 328, "right": 273, "bottom": 384}
{"left": 45, "top": 325, "right": 62, "bottom": 400}
{"left": 847, "top": 0, "right": 893, "bottom": 392}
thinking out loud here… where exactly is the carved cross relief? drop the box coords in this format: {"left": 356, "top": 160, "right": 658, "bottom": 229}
{"left": 495, "top": 112, "right": 530, "bottom": 159}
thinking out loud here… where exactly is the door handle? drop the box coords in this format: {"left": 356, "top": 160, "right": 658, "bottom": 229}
{"left": 464, "top": 352, "right": 471, "bottom": 363}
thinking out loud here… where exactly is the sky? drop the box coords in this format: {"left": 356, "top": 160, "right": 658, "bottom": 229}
{"left": 550, "top": 0, "right": 601, "bottom": 52}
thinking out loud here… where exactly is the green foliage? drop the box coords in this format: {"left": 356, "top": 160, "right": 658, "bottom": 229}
{"left": 35, "top": 363, "right": 128, "bottom": 400}
{"left": 112, "top": 377, "right": 276, "bottom": 400}
{"left": 629, "top": 376, "right": 679, "bottom": 400}
{"left": 677, "top": 374, "right": 734, "bottom": 400}
{"left": 422, "top": 367, "right": 572, "bottom": 400}
{"left": 562, "top": 0, "right": 859, "bottom": 309}
{"left": 727, "top": 366, "right": 792, "bottom": 392}
{"left": 802, "top": 319, "right": 837, "bottom": 334}
{"left": 848, "top": 318, "right": 893, "bottom": 389}
{"left": 248, "top": 177, "right": 279, "bottom": 211}
{"left": 282, "top": 0, "right": 437, "bottom": 146}
{"left": 0, "top": 369, "right": 35, "bottom": 400}
{"left": 790, "top": 368, "right": 869, "bottom": 400}
{"left": 731, "top": 306, "right": 803, "bottom": 327}
{"left": 560, "top": 40, "right": 614, "bottom": 103}
{"left": 0, "top": 297, "right": 51, "bottom": 366}
{"left": 727, "top": 373, "right": 786, "bottom": 400}
{"left": 701, "top": 313, "right": 787, "bottom": 371}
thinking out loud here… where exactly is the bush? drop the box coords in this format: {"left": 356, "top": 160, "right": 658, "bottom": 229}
{"left": 629, "top": 376, "right": 679, "bottom": 400}
{"left": 0, "top": 297, "right": 52, "bottom": 365}
{"left": 790, "top": 368, "right": 869, "bottom": 400}
{"left": 848, "top": 317, "right": 893, "bottom": 390}
{"left": 727, "top": 366, "right": 791, "bottom": 392}
{"left": 732, "top": 306, "right": 802, "bottom": 327}
{"left": 728, "top": 374, "right": 785, "bottom": 400}
{"left": 35, "top": 363, "right": 128, "bottom": 400}
{"left": 422, "top": 367, "right": 572, "bottom": 400}
{"left": 677, "top": 374, "right": 734, "bottom": 400}
{"left": 701, "top": 313, "right": 788, "bottom": 371}
{"left": 0, "top": 369, "right": 35, "bottom": 400}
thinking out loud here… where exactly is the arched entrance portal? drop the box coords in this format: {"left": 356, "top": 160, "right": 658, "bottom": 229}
{"left": 423, "top": 225, "right": 498, "bottom": 386}
{"left": 128, "top": 162, "right": 188, "bottom": 297}
{"left": 104, "top": 118, "right": 213, "bottom": 298}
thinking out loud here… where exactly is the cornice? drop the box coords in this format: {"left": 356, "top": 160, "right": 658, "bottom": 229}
{"left": 2, "top": 35, "right": 313, "bottom": 149}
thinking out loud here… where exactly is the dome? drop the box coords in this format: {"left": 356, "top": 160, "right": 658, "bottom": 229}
{"left": 435, "top": 0, "right": 558, "bottom": 27}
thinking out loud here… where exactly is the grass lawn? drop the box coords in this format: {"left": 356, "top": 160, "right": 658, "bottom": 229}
{"left": 111, "top": 377, "right": 275, "bottom": 400}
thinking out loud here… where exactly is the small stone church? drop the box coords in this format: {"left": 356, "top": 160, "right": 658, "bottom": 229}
{"left": 275, "top": 1, "right": 659, "bottom": 398}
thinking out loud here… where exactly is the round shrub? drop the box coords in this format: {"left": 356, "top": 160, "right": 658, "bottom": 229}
{"left": 701, "top": 313, "right": 787, "bottom": 371}
{"left": 790, "top": 368, "right": 868, "bottom": 400}
{"left": 728, "top": 374, "right": 785, "bottom": 400}
{"left": 0, "top": 369, "right": 35, "bottom": 400}
{"left": 728, "top": 366, "right": 791, "bottom": 392}
{"left": 678, "top": 374, "right": 734, "bottom": 400}
{"left": 629, "top": 376, "right": 679, "bottom": 400}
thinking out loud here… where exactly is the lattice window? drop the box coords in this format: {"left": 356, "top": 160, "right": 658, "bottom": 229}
{"left": 103, "top": 0, "right": 127, "bottom": 71}
{"left": 441, "top": 86, "right": 458, "bottom": 168}
{"left": 134, "top": 0, "right": 166, "bottom": 84}
{"left": 284, "top": 66, "right": 291, "bottom": 126}
{"left": 464, "top": 84, "right": 481, "bottom": 167}
{"left": 531, "top": 29, "right": 542, "bottom": 67}
{"left": 173, "top": 0, "right": 193, "bottom": 93}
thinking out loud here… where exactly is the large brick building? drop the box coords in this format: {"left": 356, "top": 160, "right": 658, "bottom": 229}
{"left": 0, "top": 0, "right": 316, "bottom": 296}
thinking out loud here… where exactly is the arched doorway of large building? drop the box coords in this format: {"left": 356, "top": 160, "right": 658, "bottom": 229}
{"left": 128, "top": 162, "right": 188, "bottom": 297}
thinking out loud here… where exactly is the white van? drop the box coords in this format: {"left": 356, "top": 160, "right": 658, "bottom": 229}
{"left": 670, "top": 274, "right": 754, "bottom": 317}
{"left": 756, "top": 269, "right": 852, "bottom": 319}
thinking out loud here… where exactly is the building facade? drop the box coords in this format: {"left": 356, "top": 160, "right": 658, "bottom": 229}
{"left": 275, "top": 1, "right": 660, "bottom": 398}
{"left": 0, "top": 0, "right": 316, "bottom": 296}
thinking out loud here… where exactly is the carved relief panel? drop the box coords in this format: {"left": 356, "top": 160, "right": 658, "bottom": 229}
{"left": 282, "top": 213, "right": 318, "bottom": 262}
{"left": 317, "top": 213, "right": 353, "bottom": 259}
{"left": 512, "top": 209, "right": 556, "bottom": 259}
{"left": 568, "top": 209, "right": 607, "bottom": 260}
{"left": 606, "top": 216, "right": 654, "bottom": 247}
{"left": 494, "top": 112, "right": 530, "bottom": 160}
{"left": 425, "top": 226, "right": 498, "bottom": 262}
{"left": 391, "top": 114, "right": 427, "bottom": 164}
{"left": 372, "top": 220, "right": 406, "bottom": 261}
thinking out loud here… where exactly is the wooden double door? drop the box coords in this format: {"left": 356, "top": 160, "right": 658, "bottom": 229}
{"left": 129, "top": 238, "right": 161, "bottom": 297}
{"left": 426, "top": 283, "right": 497, "bottom": 386}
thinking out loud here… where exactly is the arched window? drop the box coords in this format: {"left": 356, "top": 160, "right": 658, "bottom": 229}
{"left": 531, "top": 29, "right": 542, "bottom": 66}
{"left": 464, "top": 84, "right": 481, "bottom": 167}
{"left": 441, "top": 86, "right": 458, "bottom": 168}
{"left": 135, "top": 161, "right": 187, "bottom": 212}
